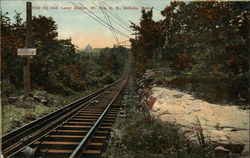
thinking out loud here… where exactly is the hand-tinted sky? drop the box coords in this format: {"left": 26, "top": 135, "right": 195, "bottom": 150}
{"left": 1, "top": 0, "right": 170, "bottom": 49}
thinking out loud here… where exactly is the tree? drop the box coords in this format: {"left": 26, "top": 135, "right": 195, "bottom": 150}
{"left": 130, "top": 9, "right": 166, "bottom": 73}
{"left": 130, "top": 2, "right": 249, "bottom": 103}
{"left": 1, "top": 12, "right": 25, "bottom": 89}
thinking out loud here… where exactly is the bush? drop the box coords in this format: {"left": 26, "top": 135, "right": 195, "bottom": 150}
{"left": 108, "top": 96, "right": 231, "bottom": 158}
{"left": 45, "top": 76, "right": 74, "bottom": 96}
{"left": 122, "top": 112, "right": 185, "bottom": 155}
{"left": 1, "top": 79, "right": 16, "bottom": 97}
{"left": 229, "top": 72, "right": 249, "bottom": 105}
{"left": 101, "top": 73, "right": 115, "bottom": 84}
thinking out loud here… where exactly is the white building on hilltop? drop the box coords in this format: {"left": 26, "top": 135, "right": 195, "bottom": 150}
{"left": 85, "top": 44, "right": 92, "bottom": 52}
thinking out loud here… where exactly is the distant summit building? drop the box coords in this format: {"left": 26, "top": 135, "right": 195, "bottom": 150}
{"left": 85, "top": 44, "right": 92, "bottom": 52}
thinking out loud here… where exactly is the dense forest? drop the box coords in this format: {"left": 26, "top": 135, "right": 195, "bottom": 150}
{"left": 1, "top": 12, "right": 127, "bottom": 133}
{"left": 130, "top": 2, "right": 249, "bottom": 105}
{"left": 1, "top": 12, "right": 127, "bottom": 96}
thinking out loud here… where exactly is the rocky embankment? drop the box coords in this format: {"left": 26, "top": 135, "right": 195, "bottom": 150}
{"left": 138, "top": 69, "right": 250, "bottom": 157}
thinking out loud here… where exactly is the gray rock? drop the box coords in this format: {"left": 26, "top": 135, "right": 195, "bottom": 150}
{"left": 8, "top": 97, "right": 18, "bottom": 104}
{"left": 141, "top": 129, "right": 153, "bottom": 136}
{"left": 219, "top": 136, "right": 228, "bottom": 141}
{"left": 18, "top": 95, "right": 25, "bottom": 100}
{"left": 33, "top": 95, "right": 40, "bottom": 102}
{"left": 214, "top": 146, "right": 231, "bottom": 154}
{"left": 173, "top": 94, "right": 183, "bottom": 98}
{"left": 40, "top": 99, "right": 47, "bottom": 104}
{"left": 13, "top": 120, "right": 22, "bottom": 126}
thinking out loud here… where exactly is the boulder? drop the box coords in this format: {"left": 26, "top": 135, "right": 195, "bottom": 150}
{"left": 8, "top": 97, "right": 19, "bottom": 104}
{"left": 40, "top": 98, "right": 48, "bottom": 104}
{"left": 214, "top": 146, "right": 231, "bottom": 154}
{"left": 149, "top": 86, "right": 250, "bottom": 155}
{"left": 215, "top": 143, "right": 245, "bottom": 154}
{"left": 33, "top": 95, "right": 40, "bottom": 102}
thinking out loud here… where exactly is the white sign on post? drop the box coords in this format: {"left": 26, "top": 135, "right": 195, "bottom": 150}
{"left": 17, "top": 48, "right": 36, "bottom": 56}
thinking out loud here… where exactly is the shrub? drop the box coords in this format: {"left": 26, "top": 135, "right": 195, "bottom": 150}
{"left": 45, "top": 76, "right": 74, "bottom": 96}
{"left": 101, "top": 73, "right": 115, "bottom": 84}
{"left": 1, "top": 79, "right": 16, "bottom": 97}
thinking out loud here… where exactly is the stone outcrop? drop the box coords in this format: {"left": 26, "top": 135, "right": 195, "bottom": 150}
{"left": 138, "top": 69, "right": 249, "bottom": 157}
{"left": 149, "top": 87, "right": 249, "bottom": 156}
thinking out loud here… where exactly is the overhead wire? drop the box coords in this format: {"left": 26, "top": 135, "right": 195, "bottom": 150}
{"left": 115, "top": 40, "right": 130, "bottom": 45}
{"left": 78, "top": 2, "right": 130, "bottom": 38}
{"left": 87, "top": 0, "right": 132, "bottom": 37}
{"left": 102, "top": 5, "right": 119, "bottom": 42}
{"left": 94, "top": 1, "right": 133, "bottom": 33}
{"left": 94, "top": 0, "right": 120, "bottom": 43}
{"left": 86, "top": 0, "right": 118, "bottom": 42}
{"left": 105, "top": 10, "right": 133, "bottom": 34}
{"left": 71, "top": 2, "right": 130, "bottom": 38}
{"left": 85, "top": 0, "right": 119, "bottom": 43}
{"left": 87, "top": 0, "right": 133, "bottom": 43}
{"left": 99, "top": 2, "right": 119, "bottom": 43}
{"left": 102, "top": 1, "right": 132, "bottom": 29}
{"left": 72, "top": 1, "right": 133, "bottom": 47}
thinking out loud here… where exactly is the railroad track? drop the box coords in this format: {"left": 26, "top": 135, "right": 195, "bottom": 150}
{"left": 2, "top": 74, "right": 128, "bottom": 158}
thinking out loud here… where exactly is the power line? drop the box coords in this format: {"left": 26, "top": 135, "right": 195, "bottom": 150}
{"left": 102, "top": 5, "right": 119, "bottom": 43}
{"left": 102, "top": 1, "right": 132, "bottom": 29}
{"left": 71, "top": 2, "right": 130, "bottom": 38}
{"left": 78, "top": 2, "right": 130, "bottom": 38}
{"left": 88, "top": 0, "right": 132, "bottom": 36}
{"left": 88, "top": 0, "right": 119, "bottom": 42}
{"left": 114, "top": 40, "right": 130, "bottom": 45}
{"left": 90, "top": 1, "right": 133, "bottom": 34}
{"left": 104, "top": 8, "right": 133, "bottom": 34}
{"left": 102, "top": 1, "right": 131, "bottom": 27}
{"left": 86, "top": 0, "right": 132, "bottom": 35}
{"left": 86, "top": 0, "right": 118, "bottom": 42}
{"left": 77, "top": 2, "right": 130, "bottom": 38}
{"left": 99, "top": 2, "right": 119, "bottom": 43}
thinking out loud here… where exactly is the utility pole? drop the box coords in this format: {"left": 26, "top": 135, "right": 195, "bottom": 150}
{"left": 23, "top": 1, "right": 32, "bottom": 96}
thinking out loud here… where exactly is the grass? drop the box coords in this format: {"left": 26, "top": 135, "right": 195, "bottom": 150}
{"left": 105, "top": 82, "right": 232, "bottom": 158}
{"left": 1, "top": 47, "right": 127, "bottom": 135}
{"left": 1, "top": 88, "right": 98, "bottom": 134}
{"left": 2, "top": 103, "right": 52, "bottom": 134}
{"left": 1, "top": 84, "right": 119, "bottom": 135}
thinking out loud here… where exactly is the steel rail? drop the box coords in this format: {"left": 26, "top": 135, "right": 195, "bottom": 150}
{"left": 4, "top": 93, "right": 102, "bottom": 157}
{"left": 70, "top": 77, "right": 127, "bottom": 158}
{"left": 2, "top": 77, "right": 124, "bottom": 158}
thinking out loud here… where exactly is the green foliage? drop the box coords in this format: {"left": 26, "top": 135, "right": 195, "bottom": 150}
{"left": 107, "top": 84, "right": 231, "bottom": 158}
{"left": 101, "top": 73, "right": 115, "bottom": 84}
{"left": 1, "top": 12, "right": 127, "bottom": 96}
{"left": 1, "top": 79, "right": 16, "bottom": 97}
{"left": 1, "top": 89, "right": 85, "bottom": 134}
{"left": 130, "top": 9, "right": 166, "bottom": 73}
{"left": 150, "top": 71, "right": 247, "bottom": 105}
{"left": 121, "top": 112, "right": 185, "bottom": 155}
{"left": 1, "top": 12, "right": 25, "bottom": 89}
{"left": 97, "top": 47, "right": 127, "bottom": 74}
{"left": 45, "top": 74, "right": 74, "bottom": 95}
{"left": 131, "top": 2, "right": 249, "bottom": 104}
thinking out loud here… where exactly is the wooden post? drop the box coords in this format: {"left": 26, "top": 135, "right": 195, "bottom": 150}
{"left": 24, "top": 2, "right": 32, "bottom": 96}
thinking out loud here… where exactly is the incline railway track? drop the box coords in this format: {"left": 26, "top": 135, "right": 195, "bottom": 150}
{"left": 2, "top": 52, "right": 131, "bottom": 158}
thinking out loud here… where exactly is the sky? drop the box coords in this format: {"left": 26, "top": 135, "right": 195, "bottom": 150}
{"left": 1, "top": 0, "right": 170, "bottom": 49}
